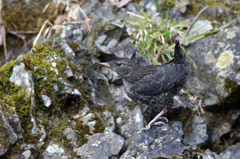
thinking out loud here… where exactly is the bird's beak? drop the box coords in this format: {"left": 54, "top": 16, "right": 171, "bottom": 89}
{"left": 100, "top": 62, "right": 110, "bottom": 67}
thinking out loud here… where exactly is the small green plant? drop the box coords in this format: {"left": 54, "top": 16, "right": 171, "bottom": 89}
{"left": 125, "top": 0, "right": 237, "bottom": 64}
{"left": 125, "top": 7, "right": 186, "bottom": 64}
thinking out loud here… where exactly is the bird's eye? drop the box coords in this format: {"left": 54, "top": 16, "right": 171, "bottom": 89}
{"left": 117, "top": 63, "right": 122, "bottom": 66}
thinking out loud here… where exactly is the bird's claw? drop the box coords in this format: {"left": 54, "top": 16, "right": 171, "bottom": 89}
{"left": 137, "top": 108, "right": 168, "bottom": 134}
{"left": 137, "top": 121, "right": 166, "bottom": 134}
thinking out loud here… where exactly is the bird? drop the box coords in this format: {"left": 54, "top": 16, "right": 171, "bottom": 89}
{"left": 100, "top": 40, "right": 190, "bottom": 133}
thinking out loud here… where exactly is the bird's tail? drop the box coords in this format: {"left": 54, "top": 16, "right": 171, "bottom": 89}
{"left": 173, "top": 40, "right": 186, "bottom": 64}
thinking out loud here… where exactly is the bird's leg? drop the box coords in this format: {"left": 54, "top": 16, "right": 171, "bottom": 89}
{"left": 137, "top": 108, "right": 168, "bottom": 133}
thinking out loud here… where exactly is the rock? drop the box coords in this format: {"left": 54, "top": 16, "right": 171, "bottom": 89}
{"left": 1, "top": 2, "right": 240, "bottom": 157}
{"left": 59, "top": 78, "right": 85, "bottom": 100}
{"left": 174, "top": 0, "right": 190, "bottom": 13}
{"left": 45, "top": 144, "right": 65, "bottom": 155}
{"left": 187, "top": 20, "right": 214, "bottom": 43}
{"left": 0, "top": 108, "right": 22, "bottom": 156}
{"left": 63, "top": 128, "right": 78, "bottom": 147}
{"left": 8, "top": 109, "right": 23, "bottom": 139}
{"left": 74, "top": 128, "right": 125, "bottom": 158}
{"left": 230, "top": 130, "right": 240, "bottom": 144}
{"left": 101, "top": 66, "right": 122, "bottom": 85}
{"left": 21, "top": 150, "right": 31, "bottom": 159}
{"left": 219, "top": 142, "right": 240, "bottom": 159}
{"left": 42, "top": 152, "right": 63, "bottom": 159}
{"left": 9, "top": 61, "right": 38, "bottom": 135}
{"left": 126, "top": 2, "right": 139, "bottom": 12}
{"left": 120, "top": 121, "right": 185, "bottom": 158}
{"left": 116, "top": 105, "right": 144, "bottom": 139}
{"left": 197, "top": 149, "right": 220, "bottom": 159}
{"left": 42, "top": 95, "right": 52, "bottom": 107}
{"left": 144, "top": 0, "right": 158, "bottom": 16}
{"left": 184, "top": 115, "right": 208, "bottom": 147}
{"left": 63, "top": 59, "right": 74, "bottom": 78}
{"left": 21, "top": 144, "right": 38, "bottom": 152}
{"left": 9, "top": 62, "right": 34, "bottom": 99}
{"left": 211, "top": 122, "right": 231, "bottom": 144}
{"left": 0, "top": 110, "right": 18, "bottom": 155}
{"left": 39, "top": 127, "right": 47, "bottom": 143}
{"left": 109, "top": 84, "right": 131, "bottom": 102}
{"left": 187, "top": 26, "right": 240, "bottom": 107}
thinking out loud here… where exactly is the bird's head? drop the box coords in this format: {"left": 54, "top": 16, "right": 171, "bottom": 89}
{"left": 100, "top": 58, "right": 137, "bottom": 77}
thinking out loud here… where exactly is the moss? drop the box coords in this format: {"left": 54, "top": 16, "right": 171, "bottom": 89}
{"left": 22, "top": 58, "right": 31, "bottom": 71}
{"left": 2, "top": 0, "right": 63, "bottom": 32}
{"left": 164, "top": 0, "right": 175, "bottom": 7}
{"left": 68, "top": 43, "right": 80, "bottom": 53}
{"left": 224, "top": 78, "right": 237, "bottom": 93}
{"left": 188, "top": 0, "right": 238, "bottom": 23}
{"left": 235, "top": 67, "right": 240, "bottom": 71}
{"left": 219, "top": 78, "right": 240, "bottom": 107}
{"left": 0, "top": 53, "right": 34, "bottom": 144}
{"left": 125, "top": 102, "right": 137, "bottom": 111}
{"left": 74, "top": 120, "right": 90, "bottom": 145}
{"left": 0, "top": 38, "right": 107, "bottom": 155}
{"left": 93, "top": 117, "right": 105, "bottom": 133}
{"left": 0, "top": 117, "right": 7, "bottom": 145}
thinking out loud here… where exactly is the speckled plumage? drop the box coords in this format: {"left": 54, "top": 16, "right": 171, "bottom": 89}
{"left": 103, "top": 40, "right": 190, "bottom": 121}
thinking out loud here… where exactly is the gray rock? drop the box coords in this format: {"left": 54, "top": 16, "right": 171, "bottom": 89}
{"left": 144, "top": 0, "right": 158, "bottom": 16}
{"left": 120, "top": 121, "right": 185, "bottom": 159}
{"left": 9, "top": 62, "right": 33, "bottom": 99}
{"left": 219, "top": 142, "right": 240, "bottom": 159}
{"left": 101, "top": 66, "right": 122, "bottom": 85}
{"left": 126, "top": 2, "right": 138, "bottom": 12}
{"left": 93, "top": 5, "right": 115, "bottom": 19}
{"left": 65, "top": 24, "right": 85, "bottom": 44}
{"left": 230, "top": 130, "right": 240, "bottom": 144}
{"left": 74, "top": 129, "right": 124, "bottom": 158}
{"left": 109, "top": 84, "right": 131, "bottom": 101}
{"left": 116, "top": 106, "right": 144, "bottom": 139}
{"left": 9, "top": 61, "right": 38, "bottom": 135}
{"left": 174, "top": 0, "right": 190, "bottom": 13}
{"left": 187, "top": 26, "right": 240, "bottom": 107}
{"left": 58, "top": 78, "right": 85, "bottom": 101}
{"left": 21, "top": 150, "right": 31, "bottom": 159}
{"left": 45, "top": 144, "right": 65, "bottom": 155}
{"left": 63, "top": 128, "right": 78, "bottom": 147}
{"left": 197, "top": 149, "right": 220, "bottom": 159}
{"left": 8, "top": 109, "right": 23, "bottom": 139}
{"left": 56, "top": 39, "right": 80, "bottom": 66}
{"left": 42, "top": 95, "right": 52, "bottom": 107}
{"left": 21, "top": 144, "right": 37, "bottom": 151}
{"left": 187, "top": 20, "right": 214, "bottom": 43}
{"left": 0, "top": 110, "right": 18, "bottom": 156}
{"left": 184, "top": 115, "right": 208, "bottom": 147}
{"left": 39, "top": 128, "right": 47, "bottom": 143}
{"left": 230, "top": 109, "right": 240, "bottom": 126}
{"left": 42, "top": 152, "right": 63, "bottom": 159}
{"left": 211, "top": 122, "right": 231, "bottom": 144}
{"left": 63, "top": 59, "right": 74, "bottom": 78}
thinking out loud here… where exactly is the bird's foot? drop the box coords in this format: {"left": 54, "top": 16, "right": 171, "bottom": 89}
{"left": 137, "top": 108, "right": 168, "bottom": 134}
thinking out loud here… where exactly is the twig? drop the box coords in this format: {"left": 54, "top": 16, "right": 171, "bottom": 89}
{"left": 0, "top": 18, "right": 8, "bottom": 63}
{"left": 33, "top": 20, "right": 53, "bottom": 46}
{"left": 10, "top": 31, "right": 36, "bottom": 34}
{"left": 154, "top": 48, "right": 162, "bottom": 63}
{"left": 8, "top": 31, "right": 28, "bottom": 52}
{"left": 184, "top": 5, "right": 209, "bottom": 37}
{"left": 127, "top": 11, "right": 145, "bottom": 19}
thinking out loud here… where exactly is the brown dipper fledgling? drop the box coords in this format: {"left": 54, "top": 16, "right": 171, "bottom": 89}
{"left": 100, "top": 40, "right": 190, "bottom": 133}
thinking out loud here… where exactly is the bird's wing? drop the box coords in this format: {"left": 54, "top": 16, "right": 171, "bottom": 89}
{"left": 135, "top": 64, "right": 186, "bottom": 95}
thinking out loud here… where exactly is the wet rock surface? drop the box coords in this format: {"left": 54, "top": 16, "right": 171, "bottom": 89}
{"left": 0, "top": 0, "right": 240, "bottom": 158}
